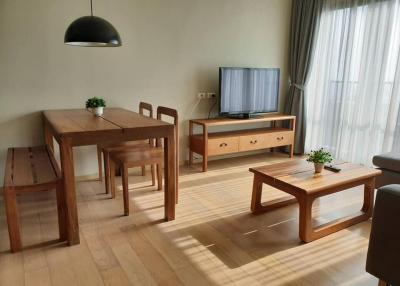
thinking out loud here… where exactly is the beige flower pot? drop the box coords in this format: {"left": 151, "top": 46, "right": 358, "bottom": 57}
{"left": 314, "top": 163, "right": 324, "bottom": 173}
{"left": 92, "top": 107, "right": 104, "bottom": 117}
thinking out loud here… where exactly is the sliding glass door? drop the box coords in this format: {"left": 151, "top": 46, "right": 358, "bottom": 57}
{"left": 305, "top": 0, "right": 400, "bottom": 165}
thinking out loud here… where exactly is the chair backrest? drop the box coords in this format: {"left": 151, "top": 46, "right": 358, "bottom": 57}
{"left": 139, "top": 102, "right": 153, "bottom": 118}
{"left": 157, "top": 106, "right": 178, "bottom": 144}
{"left": 139, "top": 102, "right": 154, "bottom": 146}
{"left": 157, "top": 106, "right": 178, "bottom": 126}
{"left": 157, "top": 106, "right": 179, "bottom": 185}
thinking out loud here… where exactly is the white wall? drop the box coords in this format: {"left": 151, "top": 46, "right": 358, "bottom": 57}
{"left": 0, "top": 0, "right": 292, "bottom": 184}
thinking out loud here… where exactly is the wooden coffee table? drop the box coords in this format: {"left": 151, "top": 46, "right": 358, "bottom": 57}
{"left": 249, "top": 160, "right": 382, "bottom": 242}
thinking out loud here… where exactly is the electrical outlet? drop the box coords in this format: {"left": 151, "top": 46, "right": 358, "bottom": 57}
{"left": 207, "top": 93, "right": 216, "bottom": 99}
{"left": 197, "top": 92, "right": 206, "bottom": 99}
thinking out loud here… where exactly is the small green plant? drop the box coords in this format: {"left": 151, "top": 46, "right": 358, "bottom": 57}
{"left": 86, "top": 97, "right": 106, "bottom": 108}
{"left": 306, "top": 148, "right": 333, "bottom": 164}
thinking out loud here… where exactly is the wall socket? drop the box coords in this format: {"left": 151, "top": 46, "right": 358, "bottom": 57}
{"left": 197, "top": 92, "right": 216, "bottom": 99}
{"left": 197, "top": 92, "right": 206, "bottom": 99}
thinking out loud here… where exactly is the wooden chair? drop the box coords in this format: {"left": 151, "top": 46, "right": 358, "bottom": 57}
{"left": 98, "top": 102, "right": 157, "bottom": 195}
{"left": 109, "top": 106, "right": 179, "bottom": 215}
{"left": 3, "top": 146, "right": 66, "bottom": 252}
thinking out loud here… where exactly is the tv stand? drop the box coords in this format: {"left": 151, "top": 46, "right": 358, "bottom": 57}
{"left": 189, "top": 114, "right": 296, "bottom": 172}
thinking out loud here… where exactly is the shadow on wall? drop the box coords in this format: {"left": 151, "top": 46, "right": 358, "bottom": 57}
{"left": 0, "top": 112, "right": 44, "bottom": 184}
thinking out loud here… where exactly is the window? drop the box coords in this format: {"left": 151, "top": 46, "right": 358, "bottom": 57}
{"left": 305, "top": 0, "right": 400, "bottom": 165}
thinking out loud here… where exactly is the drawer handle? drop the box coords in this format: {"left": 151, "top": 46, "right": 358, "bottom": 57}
{"left": 250, "top": 140, "right": 258, "bottom": 144}
{"left": 277, "top": 136, "right": 284, "bottom": 141}
{"left": 219, "top": 143, "right": 228, "bottom": 147}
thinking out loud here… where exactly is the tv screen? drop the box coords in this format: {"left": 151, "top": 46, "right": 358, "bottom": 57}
{"left": 219, "top": 67, "right": 280, "bottom": 115}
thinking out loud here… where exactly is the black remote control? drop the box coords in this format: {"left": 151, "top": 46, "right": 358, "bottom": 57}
{"left": 324, "top": 165, "right": 341, "bottom": 173}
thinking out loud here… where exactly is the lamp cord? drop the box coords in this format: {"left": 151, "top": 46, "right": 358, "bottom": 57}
{"left": 90, "top": 0, "right": 93, "bottom": 16}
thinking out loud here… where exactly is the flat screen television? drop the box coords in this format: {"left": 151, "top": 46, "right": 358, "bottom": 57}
{"left": 219, "top": 67, "right": 280, "bottom": 118}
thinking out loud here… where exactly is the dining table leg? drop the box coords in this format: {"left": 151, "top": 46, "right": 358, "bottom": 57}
{"left": 59, "top": 137, "right": 80, "bottom": 245}
{"left": 164, "top": 127, "right": 176, "bottom": 221}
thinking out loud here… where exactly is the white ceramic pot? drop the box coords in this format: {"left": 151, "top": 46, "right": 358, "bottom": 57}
{"left": 93, "top": 107, "right": 104, "bottom": 117}
{"left": 314, "top": 163, "right": 324, "bottom": 173}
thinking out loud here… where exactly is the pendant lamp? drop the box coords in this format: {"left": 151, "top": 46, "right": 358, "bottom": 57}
{"left": 64, "top": 0, "right": 122, "bottom": 47}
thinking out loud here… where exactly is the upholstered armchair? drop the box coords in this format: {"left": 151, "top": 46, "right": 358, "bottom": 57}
{"left": 366, "top": 185, "right": 400, "bottom": 286}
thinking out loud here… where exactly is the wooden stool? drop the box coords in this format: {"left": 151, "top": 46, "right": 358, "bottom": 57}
{"left": 109, "top": 106, "right": 179, "bottom": 215}
{"left": 3, "top": 146, "right": 66, "bottom": 252}
{"left": 98, "top": 102, "right": 157, "bottom": 195}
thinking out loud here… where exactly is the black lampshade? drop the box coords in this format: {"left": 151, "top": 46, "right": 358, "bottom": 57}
{"left": 64, "top": 16, "right": 122, "bottom": 47}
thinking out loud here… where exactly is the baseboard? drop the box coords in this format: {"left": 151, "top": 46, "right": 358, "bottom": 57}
{"left": 184, "top": 149, "right": 288, "bottom": 165}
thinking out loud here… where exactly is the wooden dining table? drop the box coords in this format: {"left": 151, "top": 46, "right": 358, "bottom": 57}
{"left": 42, "top": 108, "right": 177, "bottom": 246}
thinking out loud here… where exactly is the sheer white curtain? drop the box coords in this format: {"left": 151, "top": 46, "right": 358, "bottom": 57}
{"left": 305, "top": 0, "right": 400, "bottom": 165}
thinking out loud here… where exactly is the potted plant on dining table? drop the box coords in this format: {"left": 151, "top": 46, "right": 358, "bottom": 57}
{"left": 306, "top": 148, "right": 333, "bottom": 174}
{"left": 86, "top": 97, "right": 106, "bottom": 116}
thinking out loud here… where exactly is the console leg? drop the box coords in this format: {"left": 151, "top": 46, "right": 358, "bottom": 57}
{"left": 202, "top": 124, "right": 208, "bottom": 172}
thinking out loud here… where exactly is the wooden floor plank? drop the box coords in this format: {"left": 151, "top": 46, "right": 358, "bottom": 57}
{"left": 0, "top": 153, "right": 378, "bottom": 286}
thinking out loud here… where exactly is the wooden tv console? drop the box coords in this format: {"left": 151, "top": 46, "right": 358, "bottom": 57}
{"left": 188, "top": 114, "right": 296, "bottom": 172}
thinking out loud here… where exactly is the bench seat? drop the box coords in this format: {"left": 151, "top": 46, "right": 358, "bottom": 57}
{"left": 3, "top": 146, "right": 66, "bottom": 252}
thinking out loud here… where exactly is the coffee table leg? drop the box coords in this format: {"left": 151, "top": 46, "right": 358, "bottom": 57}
{"left": 250, "top": 175, "right": 298, "bottom": 214}
{"left": 299, "top": 196, "right": 314, "bottom": 242}
{"left": 251, "top": 175, "right": 263, "bottom": 213}
{"left": 299, "top": 178, "right": 376, "bottom": 243}
{"left": 361, "top": 178, "right": 375, "bottom": 216}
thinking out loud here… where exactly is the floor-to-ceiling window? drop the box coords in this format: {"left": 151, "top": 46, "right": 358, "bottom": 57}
{"left": 305, "top": 0, "right": 400, "bottom": 165}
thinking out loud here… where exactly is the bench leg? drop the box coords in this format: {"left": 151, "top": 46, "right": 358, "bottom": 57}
{"left": 55, "top": 182, "right": 68, "bottom": 241}
{"left": 4, "top": 188, "right": 22, "bottom": 252}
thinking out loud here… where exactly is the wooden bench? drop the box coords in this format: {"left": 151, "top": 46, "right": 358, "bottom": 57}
{"left": 3, "top": 146, "right": 66, "bottom": 252}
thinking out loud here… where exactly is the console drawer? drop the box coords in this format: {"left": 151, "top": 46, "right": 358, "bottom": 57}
{"left": 239, "top": 134, "right": 268, "bottom": 151}
{"left": 265, "top": 131, "right": 293, "bottom": 147}
{"left": 208, "top": 137, "right": 239, "bottom": 155}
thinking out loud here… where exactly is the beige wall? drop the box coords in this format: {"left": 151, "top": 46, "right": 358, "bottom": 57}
{"left": 0, "top": 0, "right": 292, "bottom": 184}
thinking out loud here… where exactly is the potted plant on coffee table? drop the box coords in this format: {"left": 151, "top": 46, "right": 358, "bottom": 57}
{"left": 86, "top": 97, "right": 106, "bottom": 116}
{"left": 306, "top": 148, "right": 333, "bottom": 174}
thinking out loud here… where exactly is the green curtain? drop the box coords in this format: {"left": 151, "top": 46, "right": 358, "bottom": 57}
{"left": 284, "top": 0, "right": 323, "bottom": 154}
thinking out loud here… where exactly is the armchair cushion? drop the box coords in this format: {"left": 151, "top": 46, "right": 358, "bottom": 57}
{"left": 373, "top": 152, "right": 400, "bottom": 173}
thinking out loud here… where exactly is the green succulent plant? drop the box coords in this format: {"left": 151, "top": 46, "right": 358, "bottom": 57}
{"left": 86, "top": 97, "right": 106, "bottom": 108}
{"left": 306, "top": 148, "right": 333, "bottom": 164}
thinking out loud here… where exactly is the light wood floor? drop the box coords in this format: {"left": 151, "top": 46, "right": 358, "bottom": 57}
{"left": 0, "top": 153, "right": 379, "bottom": 286}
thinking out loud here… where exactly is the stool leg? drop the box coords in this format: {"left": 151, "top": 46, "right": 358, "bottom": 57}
{"left": 97, "top": 146, "right": 103, "bottom": 181}
{"left": 4, "top": 188, "right": 22, "bottom": 252}
{"left": 55, "top": 182, "right": 67, "bottom": 241}
{"left": 122, "top": 166, "right": 130, "bottom": 216}
{"left": 104, "top": 151, "right": 111, "bottom": 195}
{"left": 157, "top": 164, "right": 163, "bottom": 191}
{"left": 151, "top": 164, "right": 156, "bottom": 186}
{"left": 141, "top": 165, "right": 146, "bottom": 176}
{"left": 110, "top": 160, "right": 116, "bottom": 199}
